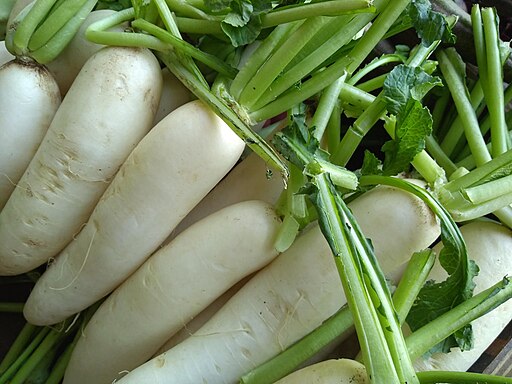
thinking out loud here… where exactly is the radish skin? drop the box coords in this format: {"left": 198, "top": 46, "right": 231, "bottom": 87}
{"left": 0, "top": 59, "right": 60, "bottom": 210}
{"left": 63, "top": 200, "right": 281, "bottom": 384}
{"left": 413, "top": 220, "right": 512, "bottom": 372}
{"left": 116, "top": 183, "right": 441, "bottom": 384}
{"left": 0, "top": 46, "right": 162, "bottom": 276}
{"left": 154, "top": 275, "right": 253, "bottom": 356}
{"left": 169, "top": 151, "right": 284, "bottom": 240}
{"left": 23, "top": 100, "right": 245, "bottom": 325}
{"left": 274, "top": 359, "right": 369, "bottom": 384}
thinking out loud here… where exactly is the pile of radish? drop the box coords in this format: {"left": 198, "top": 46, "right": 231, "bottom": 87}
{"left": 0, "top": 0, "right": 511, "bottom": 383}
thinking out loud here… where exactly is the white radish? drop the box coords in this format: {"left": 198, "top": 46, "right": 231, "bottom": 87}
{"left": 23, "top": 100, "right": 245, "bottom": 325}
{"left": 116, "top": 182, "right": 441, "bottom": 384}
{"left": 274, "top": 359, "right": 369, "bottom": 384}
{"left": 0, "top": 46, "right": 162, "bottom": 276}
{"left": 45, "top": 10, "right": 127, "bottom": 95}
{"left": 168, "top": 150, "right": 284, "bottom": 240}
{"left": 0, "top": 59, "right": 60, "bottom": 210}
{"left": 154, "top": 275, "right": 253, "bottom": 356}
{"left": 153, "top": 68, "right": 194, "bottom": 125}
{"left": 413, "top": 220, "right": 512, "bottom": 372}
{"left": 63, "top": 200, "right": 281, "bottom": 384}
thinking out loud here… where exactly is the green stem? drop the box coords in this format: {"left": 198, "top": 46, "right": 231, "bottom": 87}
{"left": 417, "top": 370, "right": 512, "bottom": 384}
{"left": 28, "top": 0, "right": 89, "bottom": 51}
{"left": 12, "top": 0, "right": 58, "bottom": 56}
{"left": 261, "top": 0, "right": 375, "bottom": 28}
{"left": 0, "top": 327, "right": 50, "bottom": 384}
{"left": 0, "top": 302, "right": 24, "bottom": 312}
{"left": 238, "top": 16, "right": 334, "bottom": 108}
{"left": 392, "top": 249, "right": 436, "bottom": 325}
{"left": 175, "top": 17, "right": 223, "bottom": 34}
{"left": 425, "top": 134, "right": 458, "bottom": 177}
{"left": 436, "top": 48, "right": 492, "bottom": 166}
{"left": 250, "top": 13, "right": 375, "bottom": 111}
{"left": 86, "top": 8, "right": 169, "bottom": 51}
{"left": 230, "top": 22, "right": 299, "bottom": 100}
{"left": 30, "top": 0, "right": 97, "bottom": 64}
{"left": 439, "top": 81, "right": 484, "bottom": 158}
{"left": 482, "top": 7, "right": 509, "bottom": 156}
{"left": 0, "top": 323, "right": 39, "bottom": 375}
{"left": 311, "top": 75, "right": 347, "bottom": 141}
{"left": 132, "top": 19, "right": 237, "bottom": 78}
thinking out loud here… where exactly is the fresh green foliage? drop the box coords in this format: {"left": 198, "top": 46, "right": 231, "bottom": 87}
{"left": 380, "top": 65, "right": 442, "bottom": 175}
{"left": 408, "top": 0, "right": 455, "bottom": 46}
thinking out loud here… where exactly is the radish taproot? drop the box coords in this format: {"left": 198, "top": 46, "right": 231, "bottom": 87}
{"left": 0, "top": 46, "right": 162, "bottom": 276}
{"left": 23, "top": 100, "right": 245, "bottom": 325}
{"left": 412, "top": 220, "right": 512, "bottom": 372}
{"left": 116, "top": 181, "right": 441, "bottom": 384}
{"left": 0, "top": 58, "right": 60, "bottom": 210}
{"left": 63, "top": 200, "right": 281, "bottom": 384}
{"left": 274, "top": 359, "right": 369, "bottom": 384}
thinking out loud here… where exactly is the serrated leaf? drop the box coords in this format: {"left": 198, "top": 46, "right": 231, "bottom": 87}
{"left": 382, "top": 99, "right": 432, "bottom": 176}
{"left": 408, "top": 0, "right": 456, "bottom": 46}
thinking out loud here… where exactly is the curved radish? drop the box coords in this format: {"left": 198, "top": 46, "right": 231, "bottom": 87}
{"left": 116, "top": 182, "right": 441, "bottom": 384}
{"left": 413, "top": 220, "right": 512, "bottom": 372}
{"left": 63, "top": 200, "right": 281, "bottom": 384}
{"left": 0, "top": 46, "right": 162, "bottom": 276}
{"left": 23, "top": 100, "right": 245, "bottom": 325}
{"left": 0, "top": 59, "right": 60, "bottom": 210}
{"left": 274, "top": 359, "right": 369, "bottom": 384}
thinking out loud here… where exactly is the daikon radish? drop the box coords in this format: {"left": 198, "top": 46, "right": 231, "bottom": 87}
{"left": 0, "top": 46, "right": 162, "bottom": 275}
{"left": 23, "top": 100, "right": 245, "bottom": 325}
{"left": 0, "top": 58, "right": 60, "bottom": 210}
{"left": 116, "top": 181, "right": 441, "bottom": 384}
{"left": 63, "top": 200, "right": 281, "bottom": 384}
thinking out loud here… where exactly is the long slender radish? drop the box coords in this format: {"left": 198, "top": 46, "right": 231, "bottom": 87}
{"left": 0, "top": 58, "right": 60, "bottom": 210}
{"left": 0, "top": 46, "right": 162, "bottom": 276}
{"left": 23, "top": 100, "right": 245, "bottom": 325}
{"left": 274, "top": 359, "right": 369, "bottom": 384}
{"left": 63, "top": 200, "right": 281, "bottom": 384}
{"left": 116, "top": 182, "right": 441, "bottom": 384}
{"left": 412, "top": 220, "right": 512, "bottom": 372}
{"left": 45, "top": 10, "right": 126, "bottom": 95}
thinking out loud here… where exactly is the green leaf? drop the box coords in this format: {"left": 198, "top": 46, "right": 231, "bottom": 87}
{"left": 408, "top": 0, "right": 456, "bottom": 46}
{"left": 382, "top": 99, "right": 432, "bottom": 176}
{"left": 383, "top": 65, "right": 442, "bottom": 116}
